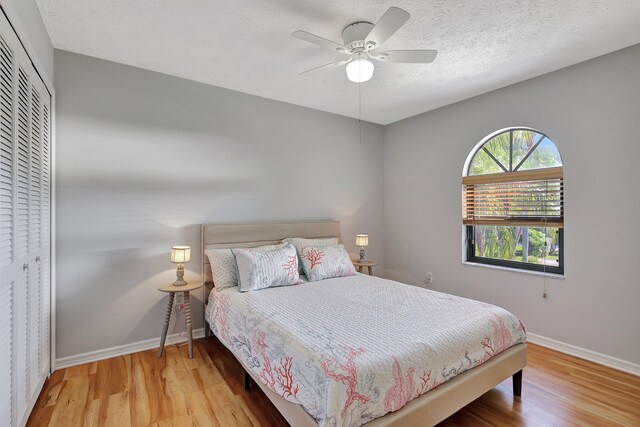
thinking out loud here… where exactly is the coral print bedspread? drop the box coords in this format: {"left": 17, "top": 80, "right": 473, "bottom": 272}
{"left": 205, "top": 275, "right": 526, "bottom": 427}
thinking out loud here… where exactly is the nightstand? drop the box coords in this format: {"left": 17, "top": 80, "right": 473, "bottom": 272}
{"left": 352, "top": 259, "right": 378, "bottom": 275}
{"left": 157, "top": 281, "right": 203, "bottom": 359}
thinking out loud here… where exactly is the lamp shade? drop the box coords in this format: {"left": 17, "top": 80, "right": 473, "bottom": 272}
{"left": 171, "top": 246, "right": 191, "bottom": 263}
{"left": 355, "top": 234, "right": 369, "bottom": 247}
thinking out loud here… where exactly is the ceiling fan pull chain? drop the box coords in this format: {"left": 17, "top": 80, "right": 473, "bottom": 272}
{"left": 359, "top": 79, "right": 362, "bottom": 145}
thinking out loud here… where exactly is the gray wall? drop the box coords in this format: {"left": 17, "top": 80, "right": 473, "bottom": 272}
{"left": 384, "top": 44, "right": 640, "bottom": 364}
{"left": 55, "top": 43, "right": 640, "bottom": 365}
{"left": 3, "top": 0, "right": 53, "bottom": 80}
{"left": 54, "top": 50, "right": 385, "bottom": 358}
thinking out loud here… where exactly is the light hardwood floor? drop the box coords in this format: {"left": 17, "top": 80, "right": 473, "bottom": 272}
{"left": 28, "top": 339, "right": 640, "bottom": 427}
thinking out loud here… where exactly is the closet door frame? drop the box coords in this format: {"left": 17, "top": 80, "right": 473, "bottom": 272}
{"left": 0, "top": 0, "right": 56, "bottom": 379}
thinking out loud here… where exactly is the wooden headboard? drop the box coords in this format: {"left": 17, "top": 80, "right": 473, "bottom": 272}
{"left": 201, "top": 221, "right": 341, "bottom": 304}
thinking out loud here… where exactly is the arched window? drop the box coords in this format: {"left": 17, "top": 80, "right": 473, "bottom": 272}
{"left": 463, "top": 128, "right": 563, "bottom": 274}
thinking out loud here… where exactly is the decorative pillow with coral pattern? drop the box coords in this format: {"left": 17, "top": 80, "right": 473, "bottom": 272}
{"left": 298, "top": 244, "right": 357, "bottom": 282}
{"left": 233, "top": 244, "right": 303, "bottom": 292}
{"left": 282, "top": 237, "right": 339, "bottom": 273}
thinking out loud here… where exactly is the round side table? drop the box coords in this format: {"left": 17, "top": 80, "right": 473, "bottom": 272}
{"left": 157, "top": 281, "right": 203, "bottom": 359}
{"left": 352, "top": 259, "right": 378, "bottom": 276}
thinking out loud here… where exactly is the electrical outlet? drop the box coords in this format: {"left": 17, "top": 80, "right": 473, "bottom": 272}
{"left": 424, "top": 272, "right": 433, "bottom": 285}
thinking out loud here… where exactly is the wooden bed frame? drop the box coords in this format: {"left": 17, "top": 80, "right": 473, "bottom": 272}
{"left": 201, "top": 221, "right": 527, "bottom": 426}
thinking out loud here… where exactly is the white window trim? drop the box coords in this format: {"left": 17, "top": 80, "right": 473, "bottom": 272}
{"left": 461, "top": 261, "right": 565, "bottom": 279}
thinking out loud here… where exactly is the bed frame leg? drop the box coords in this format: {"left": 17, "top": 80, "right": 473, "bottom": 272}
{"left": 244, "top": 370, "right": 252, "bottom": 391}
{"left": 513, "top": 370, "right": 522, "bottom": 397}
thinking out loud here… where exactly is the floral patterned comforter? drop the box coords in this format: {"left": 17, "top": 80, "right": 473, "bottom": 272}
{"left": 205, "top": 274, "right": 526, "bottom": 427}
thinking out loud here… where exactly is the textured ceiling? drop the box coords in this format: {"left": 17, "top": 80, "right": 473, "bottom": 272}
{"left": 37, "top": 0, "right": 640, "bottom": 124}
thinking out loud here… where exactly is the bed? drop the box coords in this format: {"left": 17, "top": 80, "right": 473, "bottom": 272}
{"left": 201, "top": 221, "right": 527, "bottom": 427}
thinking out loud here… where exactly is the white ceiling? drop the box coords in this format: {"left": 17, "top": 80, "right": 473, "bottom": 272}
{"left": 36, "top": 0, "right": 640, "bottom": 125}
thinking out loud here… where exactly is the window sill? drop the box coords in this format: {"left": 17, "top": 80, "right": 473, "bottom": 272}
{"left": 461, "top": 261, "right": 565, "bottom": 279}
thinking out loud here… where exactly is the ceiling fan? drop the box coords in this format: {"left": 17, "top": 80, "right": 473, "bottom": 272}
{"left": 292, "top": 7, "right": 437, "bottom": 83}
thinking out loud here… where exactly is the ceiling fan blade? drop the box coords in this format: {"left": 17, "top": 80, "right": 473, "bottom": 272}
{"left": 292, "top": 30, "right": 348, "bottom": 53}
{"left": 365, "top": 7, "right": 410, "bottom": 48}
{"left": 383, "top": 50, "right": 438, "bottom": 63}
{"left": 298, "top": 59, "right": 349, "bottom": 76}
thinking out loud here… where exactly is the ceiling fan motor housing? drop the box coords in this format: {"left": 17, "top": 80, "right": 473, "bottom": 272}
{"left": 342, "top": 22, "right": 375, "bottom": 51}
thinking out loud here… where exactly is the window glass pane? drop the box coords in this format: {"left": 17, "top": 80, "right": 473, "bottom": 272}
{"left": 469, "top": 149, "right": 503, "bottom": 175}
{"left": 468, "top": 129, "right": 562, "bottom": 176}
{"left": 512, "top": 130, "right": 543, "bottom": 168}
{"left": 518, "top": 139, "right": 562, "bottom": 171}
{"left": 483, "top": 132, "right": 510, "bottom": 170}
{"left": 473, "top": 225, "right": 560, "bottom": 267}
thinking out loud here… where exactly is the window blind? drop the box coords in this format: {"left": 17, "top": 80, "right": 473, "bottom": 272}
{"left": 462, "top": 167, "right": 563, "bottom": 227}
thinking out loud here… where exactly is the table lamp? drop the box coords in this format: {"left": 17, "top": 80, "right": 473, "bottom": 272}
{"left": 171, "top": 245, "right": 191, "bottom": 286}
{"left": 355, "top": 234, "right": 368, "bottom": 262}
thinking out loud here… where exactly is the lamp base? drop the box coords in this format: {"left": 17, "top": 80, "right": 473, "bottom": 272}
{"left": 359, "top": 248, "right": 365, "bottom": 262}
{"left": 174, "top": 264, "right": 186, "bottom": 286}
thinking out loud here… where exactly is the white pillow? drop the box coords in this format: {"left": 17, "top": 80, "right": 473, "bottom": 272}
{"left": 283, "top": 237, "right": 338, "bottom": 248}
{"left": 299, "top": 244, "right": 357, "bottom": 282}
{"left": 283, "top": 237, "right": 339, "bottom": 273}
{"left": 233, "top": 244, "right": 303, "bottom": 292}
{"left": 205, "top": 243, "right": 284, "bottom": 289}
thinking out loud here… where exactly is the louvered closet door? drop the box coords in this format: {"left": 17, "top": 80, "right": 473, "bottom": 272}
{"left": 0, "top": 11, "right": 52, "bottom": 427}
{"left": 40, "top": 90, "right": 51, "bottom": 380}
{"left": 0, "top": 15, "right": 17, "bottom": 425}
{"left": 28, "top": 73, "right": 43, "bottom": 396}
{"left": 15, "top": 53, "right": 32, "bottom": 426}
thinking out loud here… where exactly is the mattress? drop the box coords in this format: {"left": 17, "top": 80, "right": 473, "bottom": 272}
{"left": 205, "top": 274, "right": 527, "bottom": 427}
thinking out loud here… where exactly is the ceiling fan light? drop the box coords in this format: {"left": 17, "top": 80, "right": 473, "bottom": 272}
{"left": 346, "top": 58, "right": 374, "bottom": 82}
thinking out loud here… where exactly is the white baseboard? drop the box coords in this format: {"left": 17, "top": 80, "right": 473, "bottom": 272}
{"left": 527, "top": 332, "right": 640, "bottom": 376}
{"left": 55, "top": 328, "right": 206, "bottom": 369}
